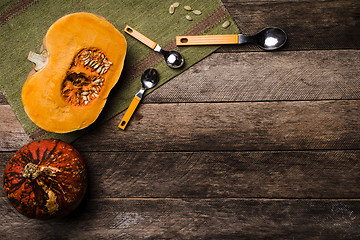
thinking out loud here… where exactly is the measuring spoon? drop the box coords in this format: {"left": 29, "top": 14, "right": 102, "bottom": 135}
{"left": 119, "top": 68, "right": 159, "bottom": 130}
{"left": 176, "top": 27, "right": 287, "bottom": 50}
{"left": 124, "top": 25, "right": 185, "bottom": 68}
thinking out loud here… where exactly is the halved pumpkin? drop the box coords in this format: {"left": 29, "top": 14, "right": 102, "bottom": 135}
{"left": 22, "top": 12, "right": 126, "bottom": 133}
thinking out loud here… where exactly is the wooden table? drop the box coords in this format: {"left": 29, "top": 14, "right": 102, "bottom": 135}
{"left": 1, "top": 0, "right": 359, "bottom": 239}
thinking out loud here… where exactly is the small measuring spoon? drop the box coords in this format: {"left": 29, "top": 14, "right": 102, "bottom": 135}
{"left": 124, "top": 25, "right": 185, "bottom": 68}
{"left": 176, "top": 27, "right": 287, "bottom": 50}
{"left": 119, "top": 68, "right": 159, "bottom": 130}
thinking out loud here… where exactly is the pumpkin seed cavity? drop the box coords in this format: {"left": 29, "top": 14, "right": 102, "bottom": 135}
{"left": 61, "top": 48, "right": 111, "bottom": 106}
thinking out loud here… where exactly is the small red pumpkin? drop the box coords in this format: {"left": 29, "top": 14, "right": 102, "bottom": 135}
{"left": 3, "top": 139, "right": 87, "bottom": 219}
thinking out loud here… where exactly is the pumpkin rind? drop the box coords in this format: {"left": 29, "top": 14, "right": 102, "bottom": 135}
{"left": 3, "top": 139, "right": 87, "bottom": 219}
{"left": 22, "top": 12, "right": 127, "bottom": 133}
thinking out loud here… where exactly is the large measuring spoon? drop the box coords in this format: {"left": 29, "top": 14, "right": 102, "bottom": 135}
{"left": 124, "top": 25, "right": 185, "bottom": 68}
{"left": 119, "top": 68, "right": 159, "bottom": 130}
{"left": 176, "top": 27, "right": 287, "bottom": 50}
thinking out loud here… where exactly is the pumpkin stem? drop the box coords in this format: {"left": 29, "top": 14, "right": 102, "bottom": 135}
{"left": 22, "top": 163, "right": 40, "bottom": 180}
{"left": 27, "top": 50, "right": 49, "bottom": 72}
{"left": 40, "top": 166, "right": 60, "bottom": 176}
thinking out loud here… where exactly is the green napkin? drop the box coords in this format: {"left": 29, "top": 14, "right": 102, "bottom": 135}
{"left": 0, "top": 0, "right": 240, "bottom": 143}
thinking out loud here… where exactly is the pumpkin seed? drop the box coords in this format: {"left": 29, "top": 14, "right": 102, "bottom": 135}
{"left": 173, "top": 2, "right": 179, "bottom": 8}
{"left": 169, "top": 5, "right": 175, "bottom": 15}
{"left": 89, "top": 60, "right": 97, "bottom": 67}
{"left": 184, "top": 5, "right": 192, "bottom": 11}
{"left": 84, "top": 100, "right": 89, "bottom": 105}
{"left": 192, "top": 10, "right": 202, "bottom": 15}
{"left": 186, "top": 15, "right": 193, "bottom": 21}
{"left": 81, "top": 92, "right": 89, "bottom": 96}
{"left": 81, "top": 55, "right": 90, "bottom": 61}
{"left": 222, "top": 20, "right": 231, "bottom": 29}
{"left": 102, "top": 67, "right": 109, "bottom": 74}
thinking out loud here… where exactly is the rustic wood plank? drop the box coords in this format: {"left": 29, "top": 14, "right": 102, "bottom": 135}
{"left": 1, "top": 197, "right": 360, "bottom": 239}
{"left": 145, "top": 50, "right": 360, "bottom": 103}
{"left": 1, "top": 100, "right": 359, "bottom": 152}
{"left": 72, "top": 100, "right": 360, "bottom": 152}
{"left": 2, "top": 150, "right": 359, "bottom": 199}
{"left": 220, "top": 0, "right": 360, "bottom": 51}
{"left": 75, "top": 150, "right": 360, "bottom": 199}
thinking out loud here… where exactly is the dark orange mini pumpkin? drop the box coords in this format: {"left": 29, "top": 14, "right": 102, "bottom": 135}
{"left": 22, "top": 12, "right": 127, "bottom": 133}
{"left": 3, "top": 139, "right": 87, "bottom": 219}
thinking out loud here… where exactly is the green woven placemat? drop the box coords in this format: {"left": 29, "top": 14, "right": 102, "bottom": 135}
{"left": 0, "top": 0, "right": 240, "bottom": 143}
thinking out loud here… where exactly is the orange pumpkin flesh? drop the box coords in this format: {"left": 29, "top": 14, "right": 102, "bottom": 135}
{"left": 22, "top": 12, "right": 127, "bottom": 133}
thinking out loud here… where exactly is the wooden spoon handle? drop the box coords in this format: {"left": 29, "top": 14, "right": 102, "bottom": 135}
{"left": 119, "top": 96, "right": 141, "bottom": 130}
{"left": 176, "top": 34, "right": 239, "bottom": 46}
{"left": 124, "top": 25, "right": 157, "bottom": 50}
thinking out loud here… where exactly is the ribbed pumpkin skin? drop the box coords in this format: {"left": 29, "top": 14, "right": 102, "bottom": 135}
{"left": 3, "top": 139, "right": 87, "bottom": 219}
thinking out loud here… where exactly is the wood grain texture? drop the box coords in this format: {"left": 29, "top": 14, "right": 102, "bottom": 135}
{"left": 144, "top": 50, "right": 360, "bottom": 103}
{"left": 0, "top": 1, "right": 359, "bottom": 239}
{"left": 1, "top": 197, "right": 360, "bottom": 239}
{"left": 2, "top": 150, "right": 359, "bottom": 199}
{"left": 221, "top": 0, "right": 360, "bottom": 51}
{"left": 2, "top": 99, "right": 356, "bottom": 152}
{"left": 72, "top": 100, "right": 360, "bottom": 152}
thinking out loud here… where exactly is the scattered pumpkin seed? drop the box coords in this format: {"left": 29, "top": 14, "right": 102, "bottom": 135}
{"left": 184, "top": 5, "right": 192, "bottom": 11}
{"left": 192, "top": 10, "right": 202, "bottom": 15}
{"left": 186, "top": 15, "right": 193, "bottom": 21}
{"left": 173, "top": 2, "right": 179, "bottom": 8}
{"left": 222, "top": 20, "right": 231, "bottom": 29}
{"left": 169, "top": 5, "right": 175, "bottom": 14}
